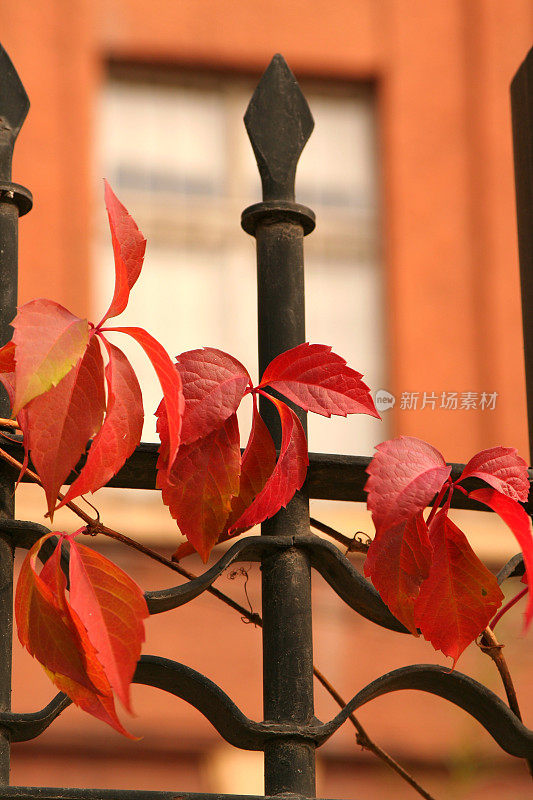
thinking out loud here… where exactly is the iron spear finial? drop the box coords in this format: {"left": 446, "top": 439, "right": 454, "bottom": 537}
{"left": 0, "top": 45, "right": 30, "bottom": 181}
{"left": 244, "top": 54, "right": 314, "bottom": 202}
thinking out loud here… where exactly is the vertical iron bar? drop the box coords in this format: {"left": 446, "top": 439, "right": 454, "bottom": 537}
{"left": 242, "top": 55, "right": 316, "bottom": 797}
{"left": 0, "top": 45, "right": 32, "bottom": 786}
{"left": 511, "top": 47, "right": 533, "bottom": 464}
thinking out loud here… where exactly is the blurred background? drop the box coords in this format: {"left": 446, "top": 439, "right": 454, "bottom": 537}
{"left": 3, "top": 2, "right": 533, "bottom": 798}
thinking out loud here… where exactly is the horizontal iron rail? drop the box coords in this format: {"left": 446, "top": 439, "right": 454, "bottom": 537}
{"left": 1, "top": 438, "right": 531, "bottom": 511}
{"left": 0, "top": 790, "right": 346, "bottom": 800}
{"left": 2, "top": 657, "right": 532, "bottom": 761}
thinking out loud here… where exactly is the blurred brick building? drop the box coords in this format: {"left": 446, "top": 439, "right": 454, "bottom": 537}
{"left": 3, "top": 2, "right": 533, "bottom": 798}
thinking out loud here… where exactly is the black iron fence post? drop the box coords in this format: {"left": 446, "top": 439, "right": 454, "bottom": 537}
{"left": 0, "top": 46, "right": 32, "bottom": 786}
{"left": 241, "top": 55, "right": 317, "bottom": 797}
{"left": 512, "top": 47, "right": 533, "bottom": 464}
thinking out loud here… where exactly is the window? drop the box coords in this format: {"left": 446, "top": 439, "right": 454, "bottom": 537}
{"left": 97, "top": 67, "right": 384, "bottom": 455}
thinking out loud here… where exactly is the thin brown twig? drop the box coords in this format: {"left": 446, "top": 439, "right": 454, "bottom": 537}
{"left": 0, "top": 417, "right": 20, "bottom": 430}
{"left": 0, "top": 444, "right": 437, "bottom": 798}
{"left": 479, "top": 626, "right": 522, "bottom": 720}
{"left": 312, "top": 665, "right": 437, "bottom": 800}
{"left": 479, "top": 626, "right": 533, "bottom": 780}
{"left": 0, "top": 445, "right": 262, "bottom": 626}
{"left": 310, "top": 517, "right": 370, "bottom": 554}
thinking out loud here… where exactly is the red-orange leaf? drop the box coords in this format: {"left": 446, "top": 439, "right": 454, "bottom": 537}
{"left": 56, "top": 340, "right": 143, "bottom": 510}
{"left": 37, "top": 537, "right": 137, "bottom": 737}
{"left": 21, "top": 335, "right": 106, "bottom": 517}
{"left": 67, "top": 535, "right": 148, "bottom": 713}
{"left": 257, "top": 342, "right": 379, "bottom": 418}
{"left": 15, "top": 534, "right": 100, "bottom": 693}
{"left": 44, "top": 668, "right": 135, "bottom": 739}
{"left": 414, "top": 509, "right": 503, "bottom": 664}
{"left": 12, "top": 299, "right": 90, "bottom": 414}
{"left": 104, "top": 326, "right": 183, "bottom": 471}
{"left": 99, "top": 180, "right": 146, "bottom": 324}
{"left": 173, "top": 395, "right": 277, "bottom": 560}
{"left": 176, "top": 348, "right": 250, "bottom": 445}
{"left": 469, "top": 487, "right": 533, "bottom": 629}
{"left": 157, "top": 412, "right": 241, "bottom": 562}
{"left": 458, "top": 447, "right": 529, "bottom": 502}
{"left": 366, "top": 436, "right": 451, "bottom": 533}
{"left": 364, "top": 512, "right": 431, "bottom": 634}
{"left": 228, "top": 395, "right": 308, "bottom": 533}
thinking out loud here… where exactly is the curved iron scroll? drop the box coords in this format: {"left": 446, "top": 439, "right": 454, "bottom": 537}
{"left": 1, "top": 521, "right": 407, "bottom": 634}
{"left": 3, "top": 657, "right": 532, "bottom": 761}
{"left": 497, "top": 552, "right": 525, "bottom": 584}
{"left": 319, "top": 664, "right": 533, "bottom": 760}
{"left": 145, "top": 534, "right": 408, "bottom": 633}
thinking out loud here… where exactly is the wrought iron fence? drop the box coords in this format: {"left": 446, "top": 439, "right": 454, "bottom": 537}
{"left": 0, "top": 44, "right": 532, "bottom": 800}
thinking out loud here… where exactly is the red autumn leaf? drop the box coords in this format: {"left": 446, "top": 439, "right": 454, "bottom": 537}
{"left": 15, "top": 534, "right": 101, "bottom": 693}
{"left": 20, "top": 335, "right": 106, "bottom": 518}
{"left": 365, "top": 436, "right": 451, "bottom": 533}
{"left": 364, "top": 512, "right": 432, "bottom": 635}
{"left": 38, "top": 540, "right": 136, "bottom": 737}
{"left": 12, "top": 299, "right": 90, "bottom": 414}
{"left": 67, "top": 535, "right": 149, "bottom": 713}
{"left": 98, "top": 180, "right": 146, "bottom": 325}
{"left": 173, "top": 395, "right": 277, "bottom": 560}
{"left": 176, "top": 348, "right": 250, "bottom": 445}
{"left": 0, "top": 340, "right": 16, "bottom": 407}
{"left": 227, "top": 395, "right": 308, "bottom": 533}
{"left": 56, "top": 341, "right": 143, "bottom": 510}
{"left": 0, "top": 340, "right": 15, "bottom": 381}
{"left": 103, "top": 326, "right": 183, "bottom": 471}
{"left": 469, "top": 487, "right": 533, "bottom": 629}
{"left": 157, "top": 413, "right": 241, "bottom": 562}
{"left": 414, "top": 509, "right": 503, "bottom": 664}
{"left": 44, "top": 668, "right": 135, "bottom": 739}
{"left": 458, "top": 447, "right": 529, "bottom": 502}
{"left": 257, "top": 342, "right": 379, "bottom": 419}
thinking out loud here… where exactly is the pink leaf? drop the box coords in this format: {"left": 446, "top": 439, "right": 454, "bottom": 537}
{"left": 469, "top": 487, "right": 533, "bottom": 629}
{"left": 67, "top": 535, "right": 149, "bottom": 713}
{"left": 414, "top": 509, "right": 503, "bottom": 664}
{"left": 157, "top": 413, "right": 241, "bottom": 562}
{"left": 176, "top": 348, "right": 250, "bottom": 445}
{"left": 104, "top": 326, "right": 184, "bottom": 470}
{"left": 12, "top": 299, "right": 90, "bottom": 414}
{"left": 99, "top": 181, "right": 146, "bottom": 324}
{"left": 258, "top": 343, "right": 379, "bottom": 418}
{"left": 56, "top": 340, "right": 143, "bottom": 509}
{"left": 364, "top": 512, "right": 432, "bottom": 634}
{"left": 21, "top": 335, "right": 106, "bottom": 518}
{"left": 458, "top": 447, "right": 529, "bottom": 502}
{"left": 365, "top": 436, "right": 451, "bottom": 533}
{"left": 228, "top": 395, "right": 308, "bottom": 533}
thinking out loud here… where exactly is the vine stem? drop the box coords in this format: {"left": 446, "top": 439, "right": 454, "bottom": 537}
{"left": 0, "top": 443, "right": 439, "bottom": 799}
{"left": 490, "top": 587, "right": 529, "bottom": 630}
{"left": 0, "top": 445, "right": 262, "bottom": 626}
{"left": 309, "top": 517, "right": 370, "bottom": 554}
{"left": 312, "top": 666, "right": 437, "bottom": 800}
{"left": 479, "top": 626, "right": 522, "bottom": 720}
{"left": 479, "top": 626, "right": 533, "bottom": 779}
{"left": 0, "top": 418, "right": 20, "bottom": 430}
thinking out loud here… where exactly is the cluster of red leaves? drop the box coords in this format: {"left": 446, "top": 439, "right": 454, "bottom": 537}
{"left": 364, "top": 437, "right": 533, "bottom": 663}
{"left": 157, "top": 342, "right": 380, "bottom": 562}
{"left": 0, "top": 184, "right": 379, "bottom": 734}
{"left": 15, "top": 530, "right": 148, "bottom": 737}
{"left": 0, "top": 181, "right": 183, "bottom": 519}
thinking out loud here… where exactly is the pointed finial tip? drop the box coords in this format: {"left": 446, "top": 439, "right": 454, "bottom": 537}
{"left": 244, "top": 55, "right": 313, "bottom": 201}
{"left": 0, "top": 44, "right": 30, "bottom": 136}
